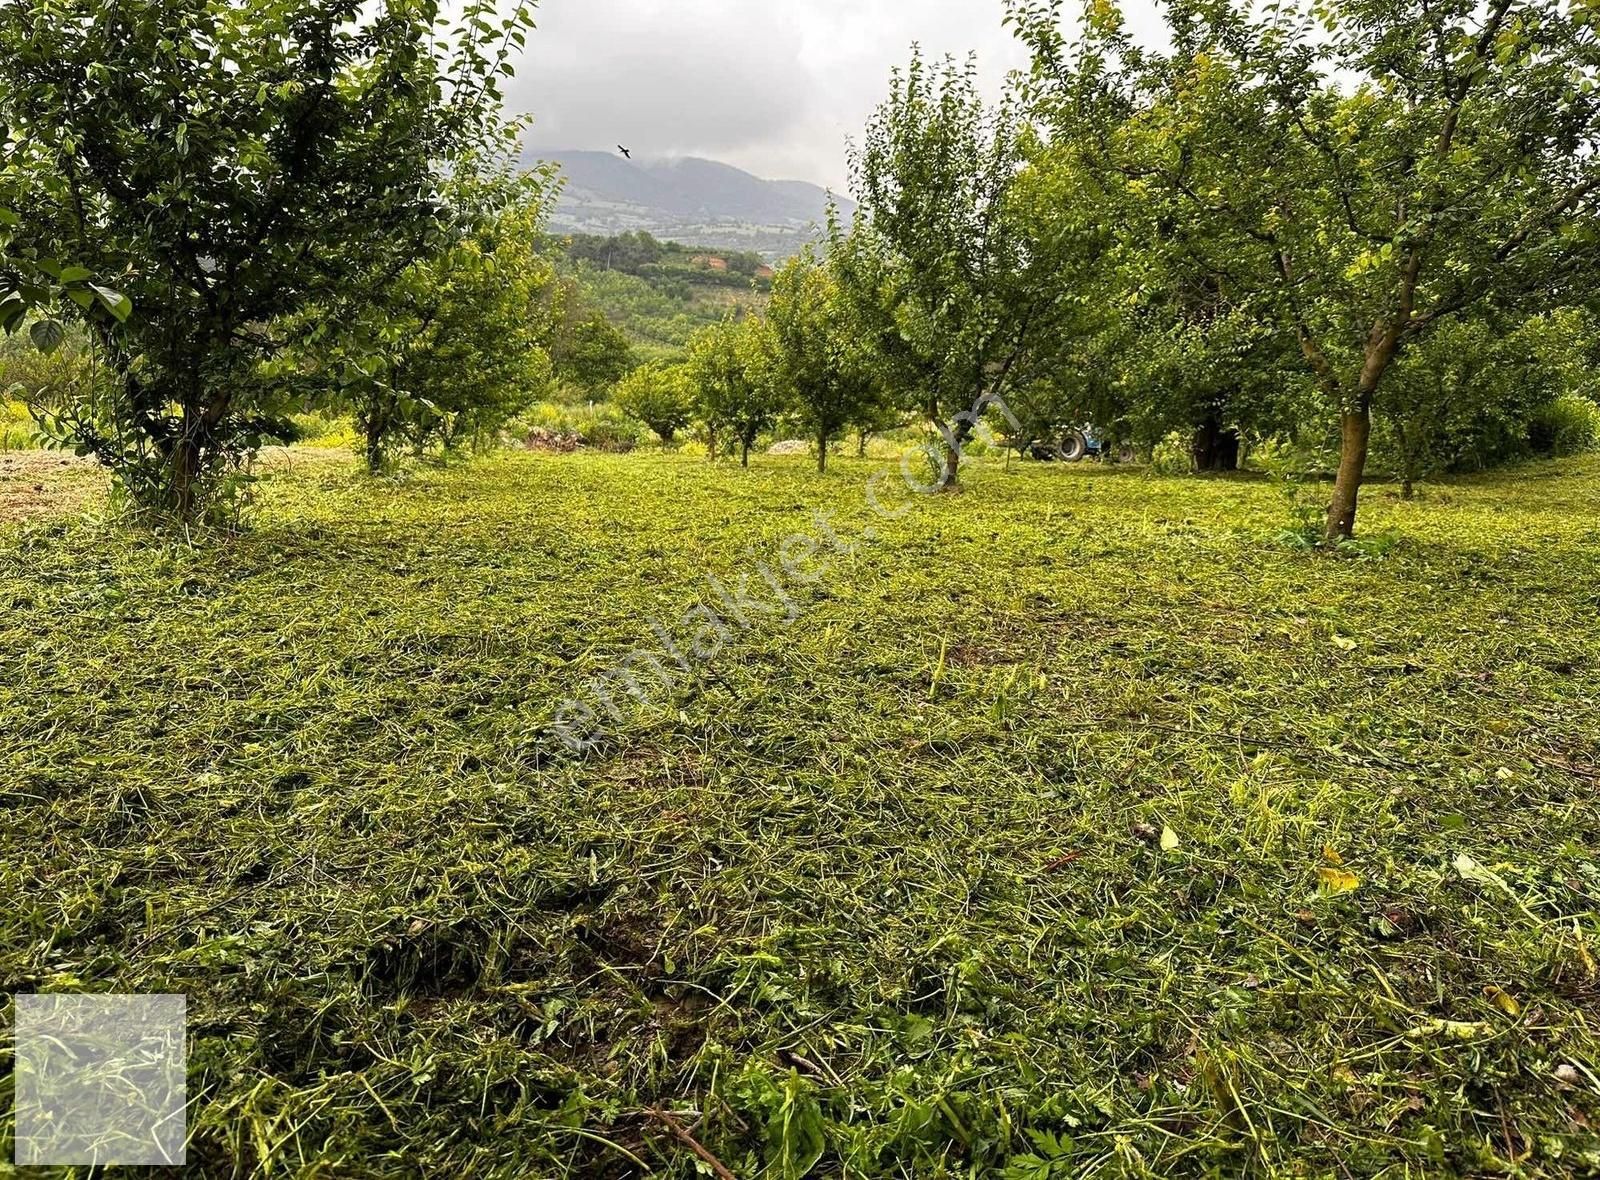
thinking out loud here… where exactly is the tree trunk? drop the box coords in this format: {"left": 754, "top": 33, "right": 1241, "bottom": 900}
{"left": 706, "top": 424, "right": 718, "bottom": 461}
{"left": 857, "top": 430, "right": 868, "bottom": 458}
{"left": 171, "top": 434, "right": 201, "bottom": 519}
{"left": 1191, "top": 416, "right": 1240, "bottom": 472}
{"left": 1395, "top": 422, "right": 1416, "bottom": 500}
{"left": 817, "top": 426, "right": 828, "bottom": 473}
{"left": 740, "top": 437, "right": 751, "bottom": 468}
{"left": 1324, "top": 323, "right": 1402, "bottom": 543}
{"left": 1325, "top": 399, "right": 1372, "bottom": 542}
{"left": 941, "top": 442, "right": 960, "bottom": 488}
{"left": 164, "top": 387, "right": 225, "bottom": 519}
{"left": 364, "top": 408, "right": 387, "bottom": 474}
{"left": 940, "top": 415, "right": 976, "bottom": 490}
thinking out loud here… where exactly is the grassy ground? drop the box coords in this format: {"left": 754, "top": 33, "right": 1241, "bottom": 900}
{"left": 2, "top": 450, "right": 1598, "bottom": 1178}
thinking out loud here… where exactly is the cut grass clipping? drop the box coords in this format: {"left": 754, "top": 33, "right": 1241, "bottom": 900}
{"left": 2, "top": 450, "right": 1598, "bottom": 1177}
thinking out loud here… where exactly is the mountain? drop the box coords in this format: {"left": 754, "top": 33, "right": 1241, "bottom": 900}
{"left": 528, "top": 149, "right": 851, "bottom": 260}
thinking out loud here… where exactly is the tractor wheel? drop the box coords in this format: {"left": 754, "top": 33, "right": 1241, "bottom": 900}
{"left": 1058, "top": 431, "right": 1088, "bottom": 462}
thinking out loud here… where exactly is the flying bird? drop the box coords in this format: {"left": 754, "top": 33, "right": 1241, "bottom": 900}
{"left": 617, "top": 145, "right": 632, "bottom": 159}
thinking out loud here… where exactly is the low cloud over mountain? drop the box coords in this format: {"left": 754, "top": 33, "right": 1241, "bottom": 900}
{"left": 530, "top": 149, "right": 852, "bottom": 259}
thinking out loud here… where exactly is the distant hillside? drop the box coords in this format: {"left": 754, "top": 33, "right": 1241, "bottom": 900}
{"left": 529, "top": 149, "right": 851, "bottom": 260}
{"left": 546, "top": 232, "right": 770, "bottom": 362}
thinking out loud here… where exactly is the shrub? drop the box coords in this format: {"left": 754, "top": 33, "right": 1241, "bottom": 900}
{"left": 514, "top": 402, "right": 643, "bottom": 452}
{"left": 1150, "top": 432, "right": 1193, "bottom": 475}
{"left": 1529, "top": 395, "right": 1600, "bottom": 457}
{"left": 1, "top": 399, "right": 37, "bottom": 450}
{"left": 288, "top": 413, "right": 358, "bottom": 451}
{"left": 582, "top": 415, "right": 644, "bottom": 453}
{"left": 1250, "top": 434, "right": 1341, "bottom": 480}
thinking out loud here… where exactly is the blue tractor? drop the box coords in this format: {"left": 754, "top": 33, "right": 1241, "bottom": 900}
{"left": 1027, "top": 424, "right": 1119, "bottom": 463}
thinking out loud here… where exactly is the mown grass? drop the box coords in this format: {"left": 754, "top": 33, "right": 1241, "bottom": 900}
{"left": 2, "top": 450, "right": 1598, "bottom": 1178}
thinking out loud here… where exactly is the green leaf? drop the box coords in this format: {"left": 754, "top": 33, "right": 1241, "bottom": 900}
{"left": 768, "top": 1072, "right": 826, "bottom": 1180}
{"left": 90, "top": 284, "right": 132, "bottom": 323}
{"left": 30, "top": 318, "right": 66, "bottom": 354}
{"left": 1453, "top": 852, "right": 1505, "bottom": 889}
{"left": 59, "top": 266, "right": 92, "bottom": 284}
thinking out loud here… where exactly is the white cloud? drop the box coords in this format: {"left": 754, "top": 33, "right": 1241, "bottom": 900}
{"left": 511, "top": 0, "right": 1045, "bottom": 191}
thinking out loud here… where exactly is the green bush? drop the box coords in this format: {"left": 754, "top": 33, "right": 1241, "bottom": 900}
{"left": 1249, "top": 434, "right": 1341, "bottom": 480}
{"left": 1150, "top": 431, "right": 1193, "bottom": 475}
{"left": 1530, "top": 395, "right": 1600, "bottom": 457}
{"left": 288, "top": 413, "right": 358, "bottom": 450}
{"left": 581, "top": 414, "right": 644, "bottom": 453}
{"left": 1, "top": 399, "right": 39, "bottom": 450}
{"left": 515, "top": 401, "right": 643, "bottom": 452}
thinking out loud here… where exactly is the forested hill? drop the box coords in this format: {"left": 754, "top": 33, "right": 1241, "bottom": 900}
{"left": 530, "top": 149, "right": 849, "bottom": 260}
{"left": 548, "top": 231, "right": 770, "bottom": 361}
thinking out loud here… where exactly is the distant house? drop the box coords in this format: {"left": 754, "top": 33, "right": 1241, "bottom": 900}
{"left": 755, "top": 265, "right": 775, "bottom": 280}
{"left": 691, "top": 254, "right": 730, "bottom": 272}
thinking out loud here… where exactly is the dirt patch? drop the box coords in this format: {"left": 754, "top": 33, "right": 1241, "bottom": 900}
{"left": 0, "top": 447, "right": 359, "bottom": 526}
{"left": 0, "top": 451, "right": 106, "bottom": 523}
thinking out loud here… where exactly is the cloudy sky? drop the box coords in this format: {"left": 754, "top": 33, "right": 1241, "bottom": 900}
{"left": 510, "top": 0, "right": 1163, "bottom": 193}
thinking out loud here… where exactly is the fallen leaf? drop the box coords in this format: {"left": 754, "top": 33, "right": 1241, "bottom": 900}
{"left": 1322, "top": 845, "right": 1344, "bottom": 865}
{"left": 1160, "top": 825, "right": 1180, "bottom": 852}
{"left": 1316, "top": 866, "right": 1360, "bottom": 895}
{"left": 1484, "top": 985, "right": 1521, "bottom": 1018}
{"left": 1331, "top": 634, "right": 1357, "bottom": 652}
